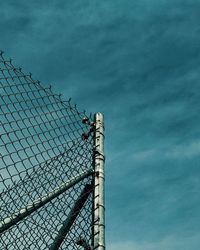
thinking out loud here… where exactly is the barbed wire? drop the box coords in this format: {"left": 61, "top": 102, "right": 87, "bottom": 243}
{"left": 0, "top": 51, "right": 94, "bottom": 249}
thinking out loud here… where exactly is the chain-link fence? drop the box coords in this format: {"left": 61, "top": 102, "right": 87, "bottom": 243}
{"left": 0, "top": 51, "right": 101, "bottom": 250}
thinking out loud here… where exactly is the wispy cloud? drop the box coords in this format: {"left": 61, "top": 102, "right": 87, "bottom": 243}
{"left": 108, "top": 233, "right": 200, "bottom": 250}
{"left": 1, "top": 0, "right": 200, "bottom": 249}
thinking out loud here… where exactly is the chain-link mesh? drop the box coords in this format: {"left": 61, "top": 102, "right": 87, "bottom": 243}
{"left": 0, "top": 51, "right": 95, "bottom": 250}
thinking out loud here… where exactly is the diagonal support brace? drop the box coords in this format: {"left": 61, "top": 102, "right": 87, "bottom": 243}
{"left": 0, "top": 170, "right": 93, "bottom": 234}
{"left": 49, "top": 184, "right": 93, "bottom": 250}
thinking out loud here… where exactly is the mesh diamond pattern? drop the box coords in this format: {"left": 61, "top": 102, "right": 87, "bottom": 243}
{"left": 0, "top": 51, "right": 94, "bottom": 250}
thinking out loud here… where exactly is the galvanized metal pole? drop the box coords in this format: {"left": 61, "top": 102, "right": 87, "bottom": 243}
{"left": 93, "top": 113, "right": 105, "bottom": 250}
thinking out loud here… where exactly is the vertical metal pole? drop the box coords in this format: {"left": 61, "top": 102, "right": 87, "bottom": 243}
{"left": 93, "top": 113, "right": 105, "bottom": 250}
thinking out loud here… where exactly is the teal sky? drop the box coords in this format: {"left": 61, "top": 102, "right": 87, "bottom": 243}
{"left": 1, "top": 1, "right": 200, "bottom": 249}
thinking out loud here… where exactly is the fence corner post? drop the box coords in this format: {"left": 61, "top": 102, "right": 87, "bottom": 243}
{"left": 93, "top": 112, "right": 105, "bottom": 250}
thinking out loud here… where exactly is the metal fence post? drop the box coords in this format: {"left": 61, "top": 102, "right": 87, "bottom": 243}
{"left": 93, "top": 113, "right": 105, "bottom": 250}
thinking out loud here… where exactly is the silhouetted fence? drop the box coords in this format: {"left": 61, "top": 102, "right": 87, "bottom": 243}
{"left": 0, "top": 51, "right": 105, "bottom": 250}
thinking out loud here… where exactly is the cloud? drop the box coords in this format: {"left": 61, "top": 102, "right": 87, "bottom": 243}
{"left": 108, "top": 233, "right": 200, "bottom": 250}
{"left": 1, "top": 0, "right": 200, "bottom": 249}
